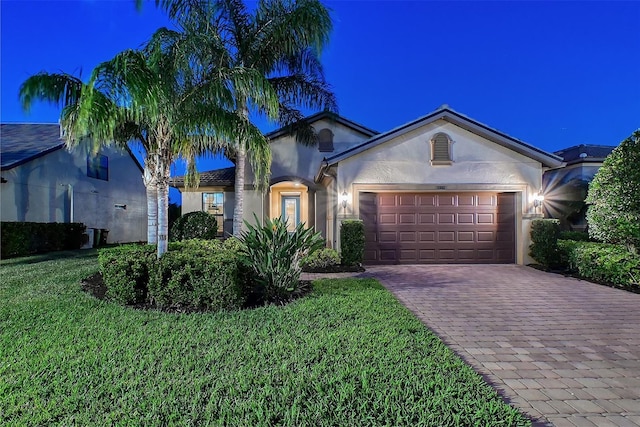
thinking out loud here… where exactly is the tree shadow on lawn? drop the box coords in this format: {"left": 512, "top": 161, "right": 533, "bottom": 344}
{"left": 1, "top": 248, "right": 98, "bottom": 267}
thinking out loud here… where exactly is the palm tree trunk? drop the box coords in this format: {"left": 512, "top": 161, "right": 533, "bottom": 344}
{"left": 233, "top": 104, "right": 250, "bottom": 237}
{"left": 143, "top": 163, "right": 158, "bottom": 244}
{"left": 233, "top": 144, "right": 246, "bottom": 237}
{"left": 156, "top": 153, "right": 170, "bottom": 258}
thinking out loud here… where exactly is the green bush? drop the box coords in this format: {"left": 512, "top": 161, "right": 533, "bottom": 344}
{"left": 558, "top": 240, "right": 640, "bottom": 289}
{"left": 1, "top": 222, "right": 86, "bottom": 258}
{"left": 558, "top": 230, "right": 590, "bottom": 242}
{"left": 170, "top": 211, "right": 218, "bottom": 241}
{"left": 98, "top": 245, "right": 156, "bottom": 304}
{"left": 148, "top": 245, "right": 244, "bottom": 311}
{"left": 240, "top": 215, "right": 324, "bottom": 302}
{"left": 586, "top": 130, "right": 640, "bottom": 252}
{"left": 99, "top": 239, "right": 248, "bottom": 311}
{"left": 301, "top": 247, "right": 341, "bottom": 270}
{"left": 340, "top": 220, "right": 365, "bottom": 266}
{"left": 529, "top": 219, "right": 560, "bottom": 268}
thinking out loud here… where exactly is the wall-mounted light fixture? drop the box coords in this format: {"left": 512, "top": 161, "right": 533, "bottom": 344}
{"left": 340, "top": 191, "right": 349, "bottom": 210}
{"left": 533, "top": 192, "right": 545, "bottom": 208}
{"left": 114, "top": 204, "right": 127, "bottom": 210}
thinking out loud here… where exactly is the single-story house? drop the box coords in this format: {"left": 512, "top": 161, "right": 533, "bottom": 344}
{"left": 1, "top": 123, "right": 147, "bottom": 244}
{"left": 542, "top": 144, "right": 617, "bottom": 230}
{"left": 173, "top": 105, "right": 565, "bottom": 265}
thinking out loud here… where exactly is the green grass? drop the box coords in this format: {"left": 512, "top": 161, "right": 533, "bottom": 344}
{"left": 0, "top": 251, "right": 530, "bottom": 426}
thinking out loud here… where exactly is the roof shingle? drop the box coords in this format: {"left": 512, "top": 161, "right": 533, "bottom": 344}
{"left": 171, "top": 166, "right": 236, "bottom": 187}
{"left": 1, "top": 124, "right": 64, "bottom": 170}
{"left": 554, "top": 144, "right": 616, "bottom": 164}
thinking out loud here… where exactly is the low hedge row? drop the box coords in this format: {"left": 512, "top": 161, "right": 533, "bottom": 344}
{"left": 98, "top": 239, "right": 248, "bottom": 311}
{"left": 558, "top": 240, "right": 640, "bottom": 289}
{"left": 1, "top": 221, "right": 86, "bottom": 258}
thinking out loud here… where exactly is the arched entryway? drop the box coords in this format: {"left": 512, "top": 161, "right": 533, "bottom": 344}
{"left": 269, "top": 180, "right": 312, "bottom": 231}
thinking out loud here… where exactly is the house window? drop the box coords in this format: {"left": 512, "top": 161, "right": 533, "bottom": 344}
{"left": 87, "top": 154, "right": 109, "bottom": 181}
{"left": 430, "top": 133, "right": 453, "bottom": 165}
{"left": 202, "top": 192, "right": 224, "bottom": 234}
{"left": 318, "top": 128, "right": 334, "bottom": 152}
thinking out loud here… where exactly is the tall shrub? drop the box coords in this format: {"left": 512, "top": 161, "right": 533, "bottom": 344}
{"left": 240, "top": 216, "right": 324, "bottom": 302}
{"left": 340, "top": 220, "right": 365, "bottom": 266}
{"left": 529, "top": 219, "right": 560, "bottom": 268}
{"left": 586, "top": 130, "right": 640, "bottom": 253}
{"left": 170, "top": 211, "right": 218, "bottom": 241}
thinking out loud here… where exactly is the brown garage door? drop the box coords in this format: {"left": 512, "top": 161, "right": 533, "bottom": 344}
{"left": 360, "top": 192, "right": 515, "bottom": 264}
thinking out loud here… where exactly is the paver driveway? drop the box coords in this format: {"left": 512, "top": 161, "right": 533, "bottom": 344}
{"left": 366, "top": 265, "right": 640, "bottom": 427}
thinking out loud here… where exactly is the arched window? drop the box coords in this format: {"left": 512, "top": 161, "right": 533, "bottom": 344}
{"left": 430, "top": 132, "right": 453, "bottom": 165}
{"left": 318, "top": 128, "right": 334, "bottom": 152}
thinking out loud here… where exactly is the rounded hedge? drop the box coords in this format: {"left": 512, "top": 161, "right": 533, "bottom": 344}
{"left": 170, "top": 211, "right": 218, "bottom": 241}
{"left": 586, "top": 130, "right": 640, "bottom": 252}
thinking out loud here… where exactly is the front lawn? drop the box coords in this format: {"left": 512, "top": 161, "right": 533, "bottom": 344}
{"left": 1, "top": 251, "right": 530, "bottom": 426}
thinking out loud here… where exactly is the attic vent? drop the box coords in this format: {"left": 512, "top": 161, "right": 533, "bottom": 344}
{"left": 318, "top": 128, "right": 334, "bottom": 152}
{"left": 431, "top": 132, "right": 453, "bottom": 165}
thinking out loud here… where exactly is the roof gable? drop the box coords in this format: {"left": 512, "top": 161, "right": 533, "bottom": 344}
{"left": 1, "top": 123, "right": 144, "bottom": 173}
{"left": 1, "top": 123, "right": 65, "bottom": 170}
{"left": 265, "top": 111, "right": 378, "bottom": 141}
{"left": 323, "top": 106, "right": 564, "bottom": 169}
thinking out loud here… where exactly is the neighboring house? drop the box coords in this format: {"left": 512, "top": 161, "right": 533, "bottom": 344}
{"left": 173, "top": 106, "right": 565, "bottom": 265}
{"left": 542, "top": 144, "right": 617, "bottom": 230}
{"left": 1, "top": 123, "right": 147, "bottom": 244}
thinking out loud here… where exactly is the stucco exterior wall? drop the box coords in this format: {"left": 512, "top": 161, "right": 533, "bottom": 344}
{"left": 1, "top": 144, "right": 146, "bottom": 243}
{"left": 247, "top": 118, "right": 371, "bottom": 186}
{"left": 334, "top": 119, "right": 545, "bottom": 264}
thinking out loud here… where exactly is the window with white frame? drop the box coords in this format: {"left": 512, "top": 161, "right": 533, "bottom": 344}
{"left": 202, "top": 192, "right": 224, "bottom": 234}
{"left": 430, "top": 133, "right": 453, "bottom": 165}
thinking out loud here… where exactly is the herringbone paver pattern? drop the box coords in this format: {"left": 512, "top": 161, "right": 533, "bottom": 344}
{"left": 365, "top": 265, "right": 640, "bottom": 426}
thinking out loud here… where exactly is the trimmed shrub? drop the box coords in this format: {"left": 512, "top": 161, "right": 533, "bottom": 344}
{"left": 340, "top": 220, "right": 365, "bottom": 266}
{"left": 586, "top": 130, "right": 640, "bottom": 252}
{"left": 558, "top": 240, "right": 640, "bottom": 289}
{"left": 240, "top": 215, "right": 324, "bottom": 302}
{"left": 148, "top": 245, "right": 244, "bottom": 311}
{"left": 1, "top": 222, "right": 86, "bottom": 258}
{"left": 558, "top": 230, "right": 590, "bottom": 242}
{"left": 170, "top": 211, "right": 218, "bottom": 241}
{"left": 301, "top": 248, "right": 341, "bottom": 270}
{"left": 98, "top": 245, "right": 156, "bottom": 305}
{"left": 529, "top": 219, "right": 560, "bottom": 268}
{"left": 99, "top": 239, "right": 248, "bottom": 311}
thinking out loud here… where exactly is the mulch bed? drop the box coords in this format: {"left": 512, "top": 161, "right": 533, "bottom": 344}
{"left": 302, "top": 265, "right": 365, "bottom": 274}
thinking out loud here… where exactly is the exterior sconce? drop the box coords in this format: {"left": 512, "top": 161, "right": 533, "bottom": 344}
{"left": 533, "top": 192, "right": 544, "bottom": 208}
{"left": 340, "top": 191, "right": 349, "bottom": 209}
{"left": 114, "top": 204, "right": 127, "bottom": 210}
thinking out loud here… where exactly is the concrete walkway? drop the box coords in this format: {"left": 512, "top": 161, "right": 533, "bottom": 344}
{"left": 362, "top": 265, "right": 640, "bottom": 427}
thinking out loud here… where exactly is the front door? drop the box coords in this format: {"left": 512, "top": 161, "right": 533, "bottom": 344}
{"left": 281, "top": 196, "right": 301, "bottom": 232}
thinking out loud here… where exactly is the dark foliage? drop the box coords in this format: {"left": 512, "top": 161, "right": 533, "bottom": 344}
{"left": 1, "top": 222, "right": 86, "bottom": 258}
{"left": 529, "top": 219, "right": 561, "bottom": 269}
{"left": 340, "top": 220, "right": 365, "bottom": 266}
{"left": 169, "top": 211, "right": 218, "bottom": 241}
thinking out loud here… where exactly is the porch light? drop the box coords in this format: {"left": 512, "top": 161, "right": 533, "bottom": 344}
{"left": 341, "top": 191, "right": 349, "bottom": 209}
{"left": 533, "top": 192, "right": 545, "bottom": 208}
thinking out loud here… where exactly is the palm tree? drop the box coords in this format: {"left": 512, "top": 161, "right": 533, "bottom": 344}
{"left": 19, "top": 27, "right": 267, "bottom": 256}
{"left": 152, "top": 0, "right": 338, "bottom": 236}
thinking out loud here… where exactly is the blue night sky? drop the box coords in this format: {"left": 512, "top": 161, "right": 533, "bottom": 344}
{"left": 2, "top": 1, "right": 639, "bottom": 203}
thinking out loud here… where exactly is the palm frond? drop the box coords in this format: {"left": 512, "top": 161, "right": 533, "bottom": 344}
{"left": 19, "top": 72, "right": 84, "bottom": 112}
